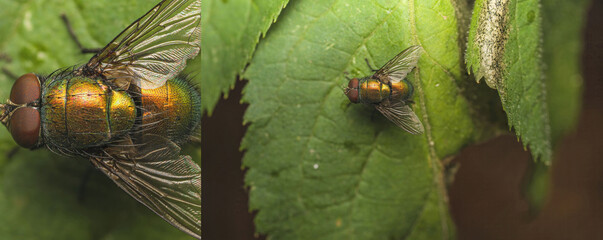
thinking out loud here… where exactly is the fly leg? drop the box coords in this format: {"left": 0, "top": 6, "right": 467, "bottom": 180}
{"left": 0, "top": 53, "right": 11, "bottom": 62}
{"left": 1, "top": 67, "right": 17, "bottom": 80}
{"left": 343, "top": 101, "right": 352, "bottom": 110}
{"left": 343, "top": 71, "right": 352, "bottom": 80}
{"left": 370, "top": 107, "right": 379, "bottom": 121}
{"left": 60, "top": 14, "right": 102, "bottom": 54}
{"left": 0, "top": 53, "right": 17, "bottom": 80}
{"left": 2, "top": 67, "right": 19, "bottom": 79}
{"left": 5, "top": 146, "right": 19, "bottom": 159}
{"left": 189, "top": 135, "right": 201, "bottom": 144}
{"left": 365, "top": 58, "right": 378, "bottom": 72}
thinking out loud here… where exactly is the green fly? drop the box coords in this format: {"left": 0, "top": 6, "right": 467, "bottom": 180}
{"left": 345, "top": 45, "right": 424, "bottom": 134}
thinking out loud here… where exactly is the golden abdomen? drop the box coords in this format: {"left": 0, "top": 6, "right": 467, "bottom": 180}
{"left": 40, "top": 76, "right": 200, "bottom": 150}
{"left": 139, "top": 76, "right": 201, "bottom": 144}
{"left": 359, "top": 79, "right": 391, "bottom": 104}
{"left": 41, "top": 77, "right": 136, "bottom": 149}
{"left": 390, "top": 81, "right": 411, "bottom": 101}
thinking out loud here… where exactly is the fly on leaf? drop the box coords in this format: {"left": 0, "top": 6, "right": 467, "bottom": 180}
{"left": 345, "top": 45, "right": 424, "bottom": 134}
{"left": 0, "top": 0, "right": 201, "bottom": 238}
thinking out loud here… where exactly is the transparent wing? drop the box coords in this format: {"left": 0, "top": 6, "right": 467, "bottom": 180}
{"left": 373, "top": 45, "right": 422, "bottom": 83}
{"left": 83, "top": 0, "right": 201, "bottom": 89}
{"left": 91, "top": 135, "right": 201, "bottom": 239}
{"left": 374, "top": 99, "right": 424, "bottom": 134}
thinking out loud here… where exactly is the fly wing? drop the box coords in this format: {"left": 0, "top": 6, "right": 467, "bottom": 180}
{"left": 83, "top": 0, "right": 201, "bottom": 89}
{"left": 375, "top": 99, "right": 424, "bottom": 134}
{"left": 91, "top": 134, "right": 201, "bottom": 239}
{"left": 373, "top": 45, "right": 422, "bottom": 83}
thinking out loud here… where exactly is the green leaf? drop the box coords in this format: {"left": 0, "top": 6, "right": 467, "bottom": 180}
{"left": 241, "top": 0, "right": 500, "bottom": 239}
{"left": 541, "top": 0, "right": 589, "bottom": 143}
{"left": 521, "top": 0, "right": 590, "bottom": 215}
{"left": 0, "top": 0, "right": 200, "bottom": 239}
{"left": 466, "top": 0, "right": 552, "bottom": 163}
{"left": 523, "top": 161, "right": 550, "bottom": 214}
{"left": 200, "top": 0, "right": 288, "bottom": 115}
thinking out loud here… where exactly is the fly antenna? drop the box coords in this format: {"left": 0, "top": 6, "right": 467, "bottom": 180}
{"left": 0, "top": 104, "right": 10, "bottom": 127}
{"left": 340, "top": 84, "right": 348, "bottom": 93}
{"left": 340, "top": 73, "right": 351, "bottom": 93}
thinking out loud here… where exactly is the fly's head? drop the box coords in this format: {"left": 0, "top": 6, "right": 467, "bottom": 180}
{"left": 344, "top": 77, "right": 360, "bottom": 103}
{"left": 1, "top": 73, "right": 43, "bottom": 149}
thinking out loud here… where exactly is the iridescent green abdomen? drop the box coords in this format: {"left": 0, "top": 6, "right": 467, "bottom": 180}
{"left": 40, "top": 75, "right": 200, "bottom": 150}
{"left": 355, "top": 78, "right": 413, "bottom": 104}
{"left": 139, "top": 76, "right": 201, "bottom": 144}
{"left": 41, "top": 76, "right": 136, "bottom": 149}
{"left": 390, "top": 80, "right": 413, "bottom": 101}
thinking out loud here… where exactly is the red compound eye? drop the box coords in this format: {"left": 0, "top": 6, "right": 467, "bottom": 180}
{"left": 11, "top": 73, "right": 41, "bottom": 104}
{"left": 347, "top": 78, "right": 359, "bottom": 89}
{"left": 345, "top": 78, "right": 359, "bottom": 103}
{"left": 9, "top": 107, "right": 41, "bottom": 149}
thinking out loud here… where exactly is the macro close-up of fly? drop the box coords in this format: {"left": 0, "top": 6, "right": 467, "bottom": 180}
{"left": 345, "top": 45, "right": 424, "bottom": 134}
{"left": 0, "top": 0, "right": 201, "bottom": 239}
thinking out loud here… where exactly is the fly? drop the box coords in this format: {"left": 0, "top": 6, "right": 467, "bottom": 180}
{"left": 345, "top": 45, "right": 424, "bottom": 134}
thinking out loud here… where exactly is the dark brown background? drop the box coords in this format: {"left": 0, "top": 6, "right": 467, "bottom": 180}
{"left": 201, "top": 1, "right": 603, "bottom": 239}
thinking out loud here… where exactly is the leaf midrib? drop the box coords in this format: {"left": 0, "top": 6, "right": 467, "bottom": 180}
{"left": 409, "top": 0, "right": 451, "bottom": 238}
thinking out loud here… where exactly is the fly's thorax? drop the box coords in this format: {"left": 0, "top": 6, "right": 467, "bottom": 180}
{"left": 41, "top": 76, "right": 136, "bottom": 149}
{"left": 359, "top": 78, "right": 391, "bottom": 104}
{"left": 138, "top": 76, "right": 201, "bottom": 145}
{"left": 390, "top": 79, "right": 413, "bottom": 101}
